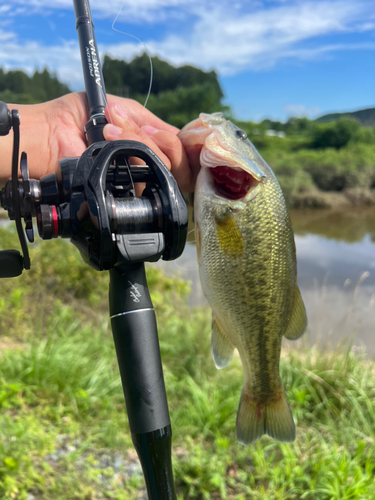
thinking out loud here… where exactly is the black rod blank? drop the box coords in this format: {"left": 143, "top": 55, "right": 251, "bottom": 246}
{"left": 73, "top": 0, "right": 107, "bottom": 144}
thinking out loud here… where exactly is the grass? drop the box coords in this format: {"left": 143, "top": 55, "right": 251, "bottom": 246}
{"left": 0, "top": 225, "right": 374, "bottom": 499}
{"left": 231, "top": 134, "right": 375, "bottom": 209}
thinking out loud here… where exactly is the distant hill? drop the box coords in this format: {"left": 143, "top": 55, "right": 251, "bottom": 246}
{"left": 316, "top": 107, "right": 375, "bottom": 127}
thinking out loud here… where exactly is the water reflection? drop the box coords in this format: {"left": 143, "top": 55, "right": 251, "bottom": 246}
{"left": 290, "top": 207, "right": 375, "bottom": 243}
{"left": 295, "top": 233, "right": 375, "bottom": 289}
{"left": 155, "top": 208, "right": 375, "bottom": 356}
{"left": 290, "top": 209, "right": 375, "bottom": 355}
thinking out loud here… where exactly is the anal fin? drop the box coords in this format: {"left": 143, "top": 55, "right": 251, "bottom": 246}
{"left": 284, "top": 285, "right": 307, "bottom": 341}
{"left": 211, "top": 315, "right": 235, "bottom": 369}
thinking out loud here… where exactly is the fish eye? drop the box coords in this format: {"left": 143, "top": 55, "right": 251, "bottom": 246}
{"left": 235, "top": 129, "right": 247, "bottom": 140}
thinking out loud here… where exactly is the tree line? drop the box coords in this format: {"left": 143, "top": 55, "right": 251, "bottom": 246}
{"left": 0, "top": 56, "right": 371, "bottom": 151}
{"left": 102, "top": 54, "right": 226, "bottom": 128}
{"left": 0, "top": 54, "right": 226, "bottom": 128}
{"left": 0, "top": 68, "right": 71, "bottom": 104}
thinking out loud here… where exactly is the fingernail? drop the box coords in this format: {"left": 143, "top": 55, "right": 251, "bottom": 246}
{"left": 114, "top": 104, "right": 128, "bottom": 119}
{"left": 142, "top": 125, "right": 159, "bottom": 136}
{"left": 106, "top": 124, "right": 122, "bottom": 136}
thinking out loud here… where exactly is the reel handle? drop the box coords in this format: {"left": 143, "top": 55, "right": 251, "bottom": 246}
{"left": 0, "top": 102, "right": 30, "bottom": 275}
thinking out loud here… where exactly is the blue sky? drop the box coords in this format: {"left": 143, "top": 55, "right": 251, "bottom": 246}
{"left": 1, "top": 0, "right": 375, "bottom": 122}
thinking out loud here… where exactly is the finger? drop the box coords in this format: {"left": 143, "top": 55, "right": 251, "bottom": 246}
{"left": 142, "top": 127, "right": 197, "bottom": 193}
{"left": 106, "top": 95, "right": 179, "bottom": 135}
{"left": 103, "top": 104, "right": 172, "bottom": 172}
{"left": 181, "top": 144, "right": 202, "bottom": 191}
{"left": 177, "top": 127, "right": 205, "bottom": 182}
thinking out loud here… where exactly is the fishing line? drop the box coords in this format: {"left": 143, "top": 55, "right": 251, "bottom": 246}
{"left": 86, "top": 1, "right": 154, "bottom": 128}
{"left": 93, "top": 1, "right": 186, "bottom": 161}
{"left": 111, "top": 0, "right": 153, "bottom": 111}
{"left": 91, "top": 3, "right": 194, "bottom": 199}
{"left": 170, "top": 229, "right": 199, "bottom": 272}
{"left": 172, "top": 260, "right": 199, "bottom": 272}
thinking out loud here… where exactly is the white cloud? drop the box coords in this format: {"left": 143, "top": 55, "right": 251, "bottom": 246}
{"left": 0, "top": 0, "right": 374, "bottom": 88}
{"left": 0, "top": 28, "right": 16, "bottom": 42}
{"left": 4, "top": 0, "right": 207, "bottom": 23}
{"left": 284, "top": 104, "right": 322, "bottom": 118}
{"left": 0, "top": 39, "right": 82, "bottom": 85}
{"left": 0, "top": 38, "right": 146, "bottom": 89}
{"left": 142, "top": 0, "right": 375, "bottom": 74}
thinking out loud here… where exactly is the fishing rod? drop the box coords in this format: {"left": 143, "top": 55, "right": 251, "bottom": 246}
{"left": 0, "top": 1, "right": 188, "bottom": 498}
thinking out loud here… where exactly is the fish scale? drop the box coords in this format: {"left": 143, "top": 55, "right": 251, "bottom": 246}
{"left": 179, "top": 112, "right": 307, "bottom": 445}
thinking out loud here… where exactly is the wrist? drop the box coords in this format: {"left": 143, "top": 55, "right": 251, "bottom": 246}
{"left": 20, "top": 102, "right": 52, "bottom": 179}
{"left": 0, "top": 102, "right": 51, "bottom": 186}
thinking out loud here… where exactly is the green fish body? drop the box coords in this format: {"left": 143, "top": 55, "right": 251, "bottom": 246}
{"left": 179, "top": 113, "right": 307, "bottom": 445}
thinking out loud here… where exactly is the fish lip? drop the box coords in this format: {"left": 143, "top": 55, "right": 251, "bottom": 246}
{"left": 200, "top": 142, "right": 266, "bottom": 183}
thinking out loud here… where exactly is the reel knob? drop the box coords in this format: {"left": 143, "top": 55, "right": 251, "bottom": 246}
{"left": 0, "top": 102, "right": 12, "bottom": 136}
{"left": 37, "top": 205, "right": 60, "bottom": 239}
{"left": 0, "top": 250, "right": 24, "bottom": 278}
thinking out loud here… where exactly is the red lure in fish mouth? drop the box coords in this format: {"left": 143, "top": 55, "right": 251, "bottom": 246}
{"left": 210, "top": 166, "right": 258, "bottom": 200}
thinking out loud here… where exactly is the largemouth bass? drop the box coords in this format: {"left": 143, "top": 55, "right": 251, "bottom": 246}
{"left": 178, "top": 113, "right": 307, "bottom": 445}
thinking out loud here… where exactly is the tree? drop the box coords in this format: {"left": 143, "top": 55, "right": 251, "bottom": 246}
{"left": 311, "top": 118, "right": 360, "bottom": 149}
{"left": 103, "top": 53, "right": 223, "bottom": 100}
{"left": 102, "top": 53, "right": 226, "bottom": 127}
{"left": 145, "top": 82, "right": 225, "bottom": 128}
{"left": 0, "top": 67, "right": 71, "bottom": 104}
{"left": 31, "top": 69, "right": 71, "bottom": 102}
{"left": 285, "top": 117, "right": 313, "bottom": 135}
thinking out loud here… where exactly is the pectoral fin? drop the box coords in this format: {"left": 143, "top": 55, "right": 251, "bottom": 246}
{"left": 211, "top": 315, "right": 235, "bottom": 369}
{"left": 215, "top": 209, "right": 244, "bottom": 258}
{"left": 284, "top": 286, "right": 307, "bottom": 341}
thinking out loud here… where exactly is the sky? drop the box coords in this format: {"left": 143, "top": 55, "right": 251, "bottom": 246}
{"left": 0, "top": 0, "right": 375, "bottom": 122}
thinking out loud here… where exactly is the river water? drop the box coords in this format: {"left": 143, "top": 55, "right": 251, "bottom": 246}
{"left": 155, "top": 207, "right": 375, "bottom": 356}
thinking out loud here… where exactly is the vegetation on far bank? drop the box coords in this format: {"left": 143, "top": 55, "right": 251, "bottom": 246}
{"left": 0, "top": 225, "right": 374, "bottom": 499}
{"left": 232, "top": 117, "right": 375, "bottom": 208}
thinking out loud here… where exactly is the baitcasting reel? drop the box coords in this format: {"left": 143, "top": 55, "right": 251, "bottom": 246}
{"left": 0, "top": 101, "right": 188, "bottom": 277}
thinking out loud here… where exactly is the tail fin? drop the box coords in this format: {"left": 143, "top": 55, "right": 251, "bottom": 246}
{"left": 235, "top": 386, "right": 295, "bottom": 445}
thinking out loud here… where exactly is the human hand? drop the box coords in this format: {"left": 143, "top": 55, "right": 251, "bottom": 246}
{"left": 103, "top": 101, "right": 197, "bottom": 193}
{"left": 3, "top": 92, "right": 198, "bottom": 193}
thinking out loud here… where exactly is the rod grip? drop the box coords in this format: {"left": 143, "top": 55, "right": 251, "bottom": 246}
{"left": 109, "top": 263, "right": 171, "bottom": 433}
{"left": 109, "top": 263, "right": 177, "bottom": 499}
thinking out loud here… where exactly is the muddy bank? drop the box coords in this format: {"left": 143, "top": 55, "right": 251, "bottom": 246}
{"left": 286, "top": 187, "right": 375, "bottom": 209}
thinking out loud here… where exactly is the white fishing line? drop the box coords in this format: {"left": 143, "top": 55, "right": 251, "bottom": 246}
{"left": 171, "top": 229, "right": 199, "bottom": 272}
{"left": 111, "top": 1, "right": 153, "bottom": 110}
{"left": 86, "top": 2, "right": 154, "bottom": 130}
{"left": 172, "top": 260, "right": 199, "bottom": 272}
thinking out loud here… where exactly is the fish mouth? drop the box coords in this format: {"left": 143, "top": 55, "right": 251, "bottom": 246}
{"left": 210, "top": 166, "right": 260, "bottom": 201}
